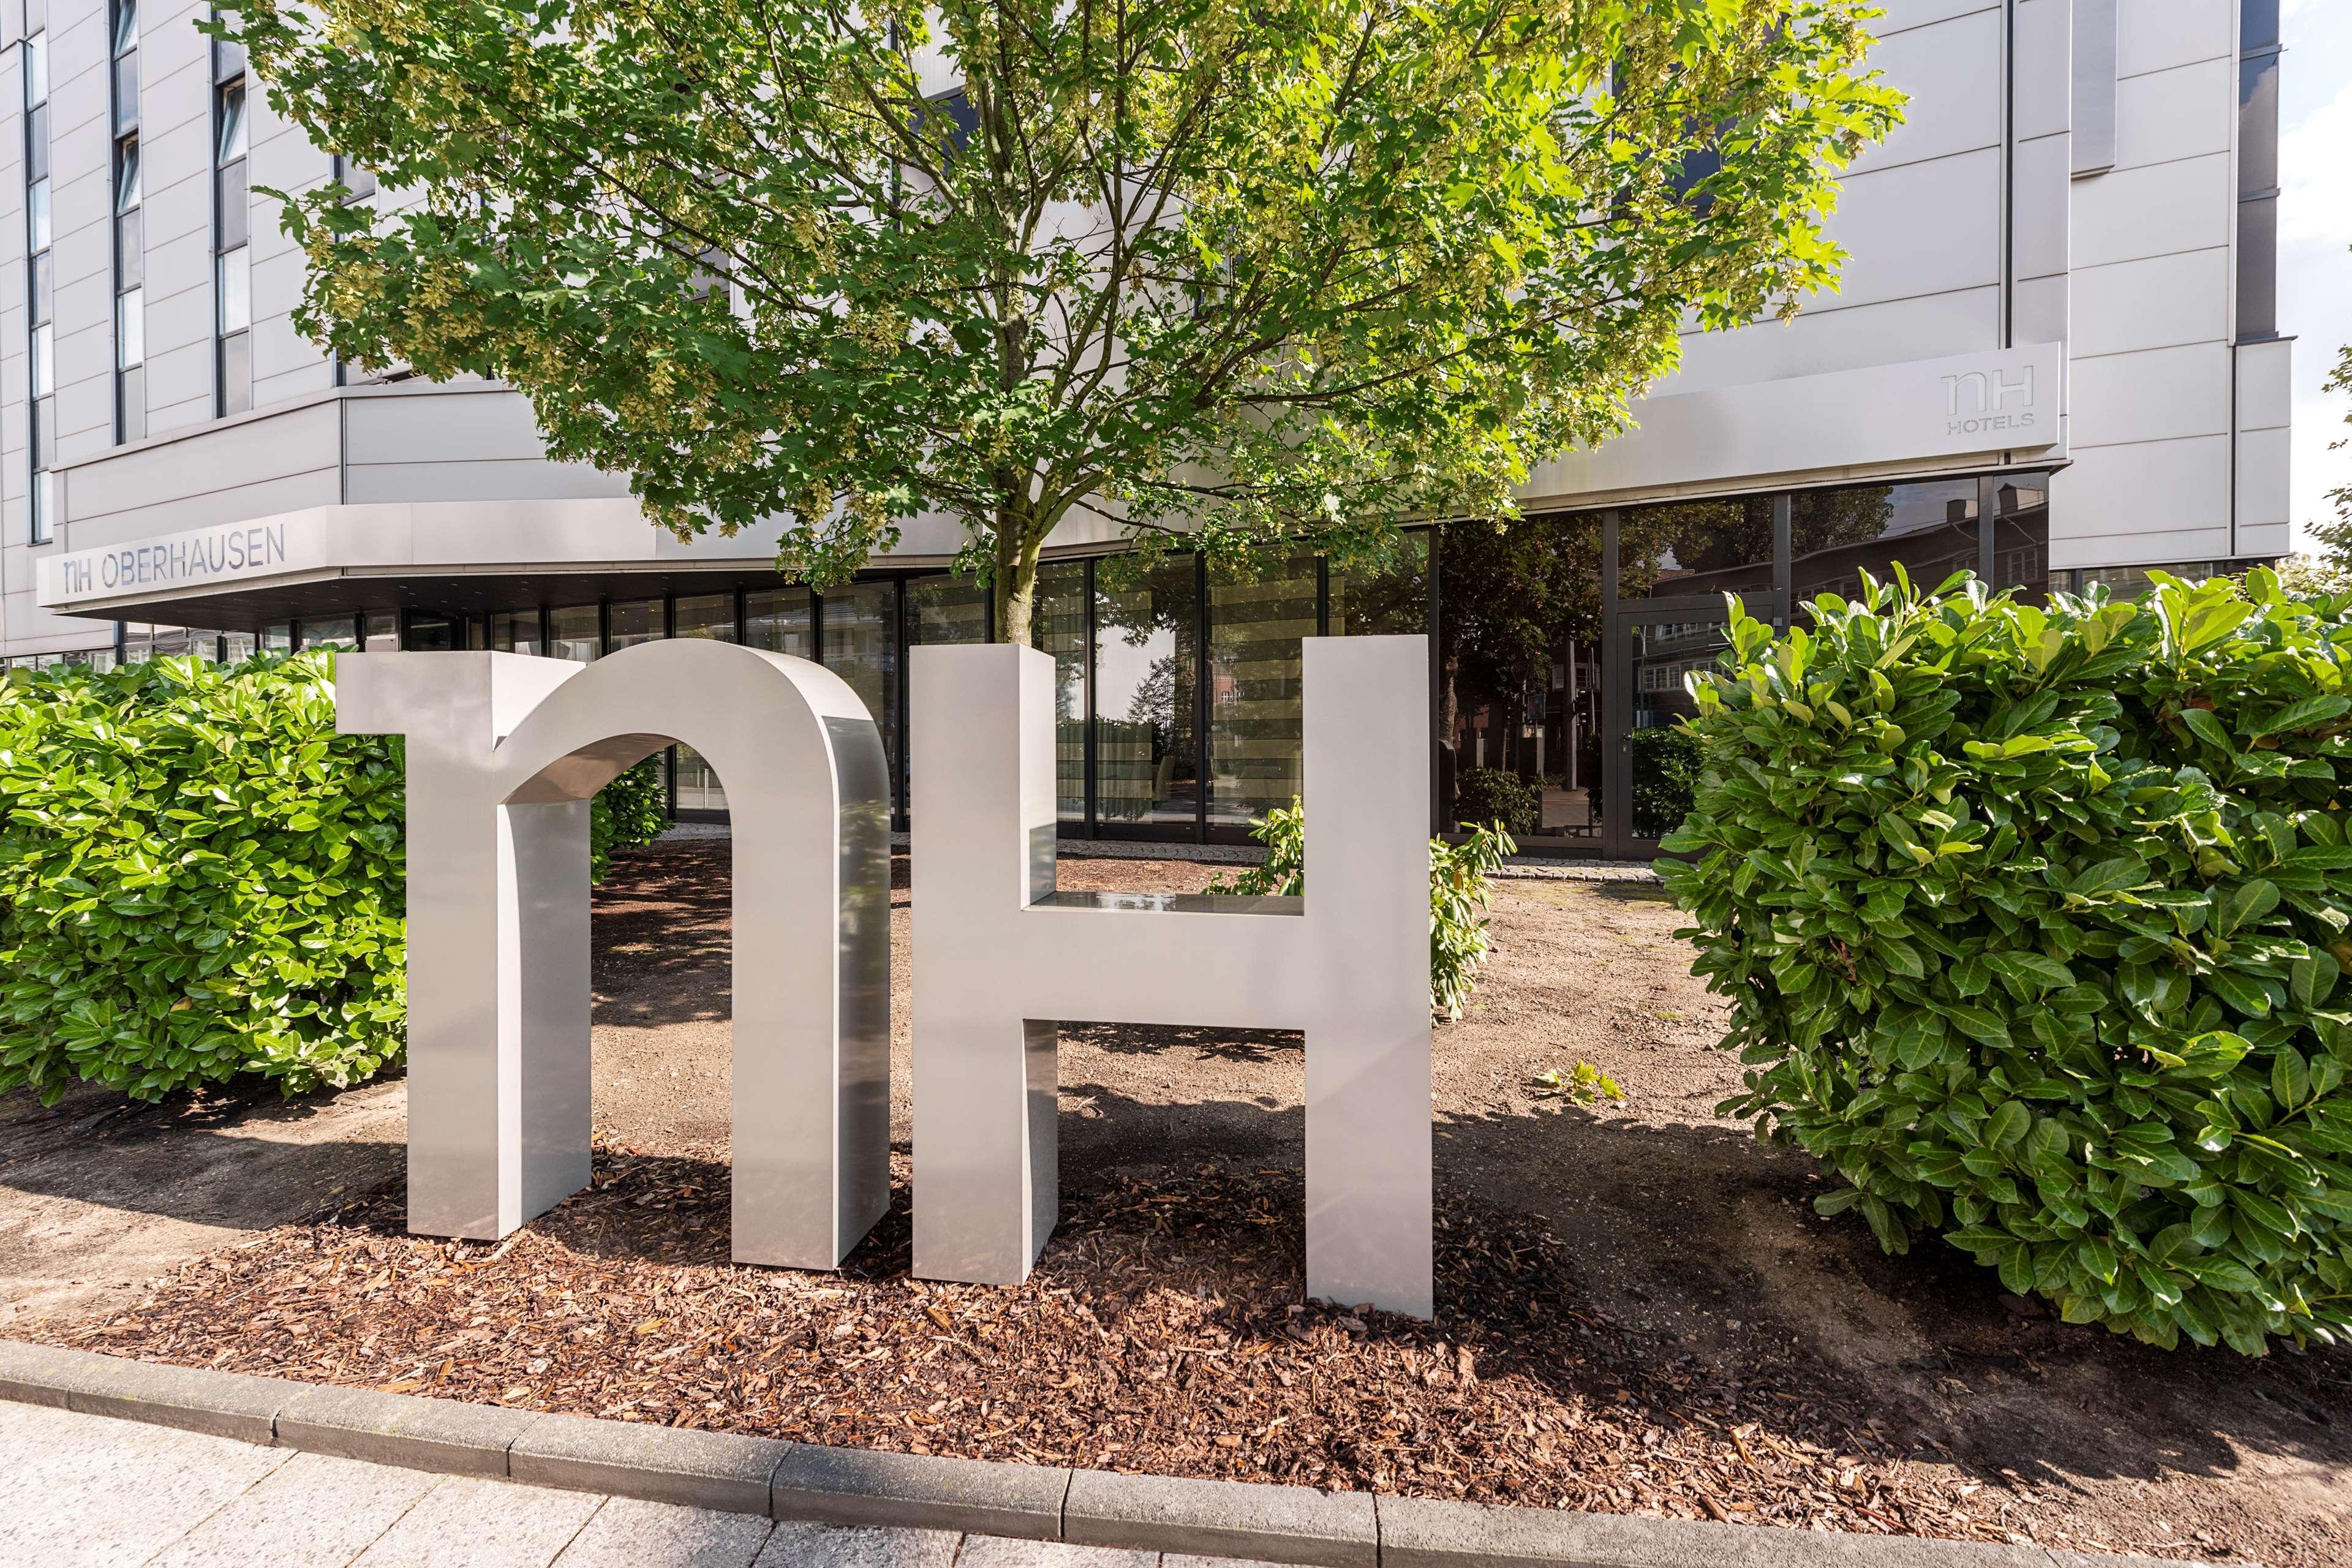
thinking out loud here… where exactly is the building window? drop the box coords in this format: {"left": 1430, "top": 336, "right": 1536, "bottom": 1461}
{"left": 22, "top": 1, "right": 51, "bottom": 540}
{"left": 213, "top": 42, "right": 250, "bottom": 416}
{"left": 2237, "top": 0, "right": 2282, "bottom": 339}
{"left": 112, "top": 1, "right": 143, "bottom": 441}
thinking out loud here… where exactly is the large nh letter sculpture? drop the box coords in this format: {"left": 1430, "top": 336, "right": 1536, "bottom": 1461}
{"left": 337, "top": 641, "right": 891, "bottom": 1268}
{"left": 911, "top": 636, "right": 1433, "bottom": 1317}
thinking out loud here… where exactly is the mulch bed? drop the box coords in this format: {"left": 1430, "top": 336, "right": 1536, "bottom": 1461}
{"left": 37, "top": 1147, "right": 2039, "bottom": 1547}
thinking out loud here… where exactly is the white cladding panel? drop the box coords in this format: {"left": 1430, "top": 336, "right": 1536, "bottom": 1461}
{"left": 2071, "top": 249, "right": 2230, "bottom": 357}
{"left": 2068, "top": 342, "right": 2232, "bottom": 449}
{"left": 2116, "top": 0, "right": 2234, "bottom": 78}
{"left": 1844, "top": 7, "right": 2002, "bottom": 178}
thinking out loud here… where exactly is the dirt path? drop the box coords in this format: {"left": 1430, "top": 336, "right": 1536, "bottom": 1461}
{"left": 7, "top": 839, "right": 2351, "bottom": 1564}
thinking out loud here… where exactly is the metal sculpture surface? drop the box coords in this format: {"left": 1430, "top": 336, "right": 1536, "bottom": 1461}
{"left": 337, "top": 641, "right": 891, "bottom": 1270}
{"left": 909, "top": 636, "right": 1433, "bottom": 1317}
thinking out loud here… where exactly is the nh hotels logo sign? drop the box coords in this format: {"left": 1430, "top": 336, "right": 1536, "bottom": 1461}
{"left": 338, "top": 636, "right": 1436, "bottom": 1317}
{"left": 1942, "top": 365, "right": 2038, "bottom": 439}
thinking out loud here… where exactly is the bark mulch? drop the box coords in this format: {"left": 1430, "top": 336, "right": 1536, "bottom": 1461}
{"left": 38, "top": 1146, "right": 2034, "bottom": 1547}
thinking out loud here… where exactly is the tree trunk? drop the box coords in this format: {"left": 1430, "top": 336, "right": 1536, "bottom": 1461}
{"left": 990, "top": 514, "right": 1046, "bottom": 647}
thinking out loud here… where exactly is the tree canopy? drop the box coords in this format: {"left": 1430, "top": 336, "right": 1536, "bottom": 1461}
{"left": 228, "top": 0, "right": 1902, "bottom": 638}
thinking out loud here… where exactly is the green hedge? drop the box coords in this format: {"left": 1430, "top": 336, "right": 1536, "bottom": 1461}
{"left": 1662, "top": 568, "right": 2352, "bottom": 1354}
{"left": 0, "top": 652, "right": 673, "bottom": 1105}
{"left": 0, "top": 653, "right": 406, "bottom": 1102}
{"left": 1454, "top": 766, "right": 1540, "bottom": 838}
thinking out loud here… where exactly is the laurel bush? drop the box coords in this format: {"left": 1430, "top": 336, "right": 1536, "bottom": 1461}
{"left": 1207, "top": 801, "right": 1515, "bottom": 1019}
{"left": 0, "top": 652, "right": 673, "bottom": 1105}
{"left": 1453, "top": 766, "right": 1539, "bottom": 837}
{"left": 0, "top": 652, "right": 406, "bottom": 1103}
{"left": 1628, "top": 726, "right": 1702, "bottom": 839}
{"left": 1662, "top": 568, "right": 2352, "bottom": 1354}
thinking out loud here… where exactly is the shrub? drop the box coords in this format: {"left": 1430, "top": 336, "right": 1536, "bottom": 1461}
{"left": 0, "top": 654, "right": 674, "bottom": 1106}
{"left": 1662, "top": 568, "right": 2352, "bottom": 1354}
{"left": 1454, "top": 766, "right": 1540, "bottom": 837}
{"left": 592, "top": 755, "right": 669, "bottom": 881}
{"left": 0, "top": 653, "right": 405, "bottom": 1103}
{"left": 1208, "top": 802, "right": 1516, "bottom": 1019}
{"left": 1628, "top": 725, "right": 1702, "bottom": 839}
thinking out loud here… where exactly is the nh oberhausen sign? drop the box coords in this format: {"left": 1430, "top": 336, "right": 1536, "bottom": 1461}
{"left": 337, "top": 636, "right": 1436, "bottom": 1317}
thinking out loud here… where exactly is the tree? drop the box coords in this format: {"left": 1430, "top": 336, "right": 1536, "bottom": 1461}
{"left": 2280, "top": 338, "right": 2352, "bottom": 597}
{"left": 228, "top": 0, "right": 1902, "bottom": 643}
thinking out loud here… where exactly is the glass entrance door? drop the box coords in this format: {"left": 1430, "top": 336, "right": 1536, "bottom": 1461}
{"left": 1604, "top": 594, "right": 1780, "bottom": 860}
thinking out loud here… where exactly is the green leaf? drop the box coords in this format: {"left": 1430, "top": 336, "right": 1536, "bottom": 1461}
{"left": 1985, "top": 1100, "right": 2032, "bottom": 1151}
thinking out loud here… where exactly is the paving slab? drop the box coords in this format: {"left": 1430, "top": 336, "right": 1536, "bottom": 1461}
{"left": 0, "top": 1396, "right": 293, "bottom": 1568}
{"left": 755, "top": 1520, "right": 963, "bottom": 1568}
{"left": 772, "top": 1443, "right": 1071, "bottom": 1539}
{"left": 956, "top": 1536, "right": 1159, "bottom": 1568}
{"left": 551, "top": 1495, "right": 777, "bottom": 1568}
{"left": 1065, "top": 1468, "right": 1376, "bottom": 1567}
{"left": 511, "top": 1408, "right": 791, "bottom": 1513}
{"left": 277, "top": 1381, "right": 540, "bottom": 1477}
{"left": 146, "top": 1449, "right": 440, "bottom": 1567}
{"left": 352, "top": 1474, "right": 606, "bottom": 1567}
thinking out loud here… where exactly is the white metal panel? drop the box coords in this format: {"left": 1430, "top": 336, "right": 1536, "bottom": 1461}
{"left": 63, "top": 397, "right": 342, "bottom": 524}
{"left": 60, "top": 467, "right": 341, "bottom": 549}
{"left": 140, "top": 165, "right": 210, "bottom": 252}
{"left": 2048, "top": 434, "right": 2231, "bottom": 565}
{"left": 2116, "top": 0, "right": 2233, "bottom": 78}
{"left": 2012, "top": 132, "right": 2070, "bottom": 281}
{"left": 2070, "top": 248, "right": 2229, "bottom": 356}
{"left": 2235, "top": 337, "right": 2293, "bottom": 432}
{"left": 1845, "top": 8, "right": 2001, "bottom": 178}
{"left": 2112, "top": 58, "right": 2233, "bottom": 172}
{"left": 1657, "top": 288, "right": 1999, "bottom": 398}
{"left": 2068, "top": 342, "right": 2230, "bottom": 448}
{"left": 2069, "top": 153, "right": 2230, "bottom": 268}
{"left": 141, "top": 269, "right": 214, "bottom": 367}
{"left": 345, "top": 387, "right": 555, "bottom": 466}
{"left": 2012, "top": 0, "right": 2071, "bottom": 144}
{"left": 1817, "top": 148, "right": 2002, "bottom": 311}
{"left": 2012, "top": 274, "right": 2067, "bottom": 349}
{"left": 346, "top": 456, "right": 638, "bottom": 507}
{"left": 2234, "top": 426, "right": 2290, "bottom": 530}
{"left": 1870, "top": 0, "right": 1998, "bottom": 36}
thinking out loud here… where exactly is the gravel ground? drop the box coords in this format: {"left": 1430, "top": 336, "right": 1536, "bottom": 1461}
{"left": 9, "top": 840, "right": 2352, "bottom": 1564}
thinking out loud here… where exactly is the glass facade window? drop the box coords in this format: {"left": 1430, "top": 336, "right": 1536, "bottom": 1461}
{"left": 402, "top": 615, "right": 458, "bottom": 650}
{"left": 1619, "top": 497, "right": 1772, "bottom": 601}
{"left": 821, "top": 581, "right": 900, "bottom": 805}
{"left": 298, "top": 616, "right": 358, "bottom": 650}
{"left": 1207, "top": 556, "right": 1316, "bottom": 827}
{"left": 213, "top": 53, "right": 251, "bottom": 416}
{"left": 363, "top": 610, "right": 399, "bottom": 651}
{"left": 1790, "top": 479, "right": 1978, "bottom": 604}
{"left": 1094, "top": 557, "right": 1199, "bottom": 829}
{"left": 260, "top": 622, "right": 293, "bottom": 654}
{"left": 221, "top": 630, "right": 256, "bottom": 662}
{"left": 489, "top": 609, "right": 543, "bottom": 654}
{"left": 1329, "top": 532, "right": 1429, "bottom": 636}
{"left": 112, "top": 1, "right": 141, "bottom": 441}
{"left": 2238, "top": 0, "right": 2282, "bottom": 338}
{"left": 1030, "top": 564, "right": 1088, "bottom": 823}
{"left": 673, "top": 592, "right": 735, "bottom": 640}
{"left": 745, "top": 586, "right": 812, "bottom": 657}
{"left": 606, "top": 597, "right": 665, "bottom": 650}
{"left": 907, "top": 574, "right": 989, "bottom": 646}
{"left": 549, "top": 604, "right": 600, "bottom": 662}
{"left": 23, "top": 9, "right": 52, "bottom": 540}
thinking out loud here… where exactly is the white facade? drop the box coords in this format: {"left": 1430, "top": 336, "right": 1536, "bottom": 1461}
{"left": 0, "top": 0, "right": 2291, "bottom": 657}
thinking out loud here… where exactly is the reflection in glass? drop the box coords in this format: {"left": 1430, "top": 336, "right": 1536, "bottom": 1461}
{"left": 673, "top": 593, "right": 734, "bottom": 641}
{"left": 402, "top": 616, "right": 454, "bottom": 650}
{"left": 907, "top": 574, "right": 989, "bottom": 646}
{"left": 1629, "top": 618, "right": 1730, "bottom": 840}
{"left": 745, "top": 586, "right": 812, "bottom": 658}
{"left": 298, "top": 616, "right": 357, "bottom": 650}
{"left": 1329, "top": 531, "right": 1428, "bottom": 635}
{"left": 1207, "top": 556, "right": 1316, "bottom": 827}
{"left": 1790, "top": 480, "right": 1975, "bottom": 605}
{"left": 1990, "top": 476, "right": 2050, "bottom": 602}
{"left": 1619, "top": 497, "right": 1772, "bottom": 600}
{"left": 489, "top": 609, "right": 542, "bottom": 655}
{"left": 822, "top": 580, "right": 899, "bottom": 805}
{"left": 364, "top": 611, "right": 399, "bottom": 652}
{"left": 1031, "top": 563, "right": 1088, "bottom": 823}
{"left": 549, "top": 604, "right": 599, "bottom": 663}
{"left": 1094, "top": 557, "right": 1198, "bottom": 828}
{"left": 607, "top": 598, "right": 664, "bottom": 650}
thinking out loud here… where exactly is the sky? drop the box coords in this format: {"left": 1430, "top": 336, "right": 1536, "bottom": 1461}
{"left": 2282, "top": 0, "right": 2352, "bottom": 549}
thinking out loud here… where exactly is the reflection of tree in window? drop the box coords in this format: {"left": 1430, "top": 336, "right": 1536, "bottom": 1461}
{"left": 1617, "top": 497, "right": 1773, "bottom": 600}
{"left": 1792, "top": 483, "right": 1974, "bottom": 605}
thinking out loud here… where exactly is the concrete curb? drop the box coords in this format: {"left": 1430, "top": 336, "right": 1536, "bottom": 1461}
{"left": 0, "top": 1341, "right": 2194, "bottom": 1567}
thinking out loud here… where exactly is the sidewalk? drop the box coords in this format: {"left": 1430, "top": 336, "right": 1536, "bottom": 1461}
{"left": 0, "top": 1399, "right": 1245, "bottom": 1568}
